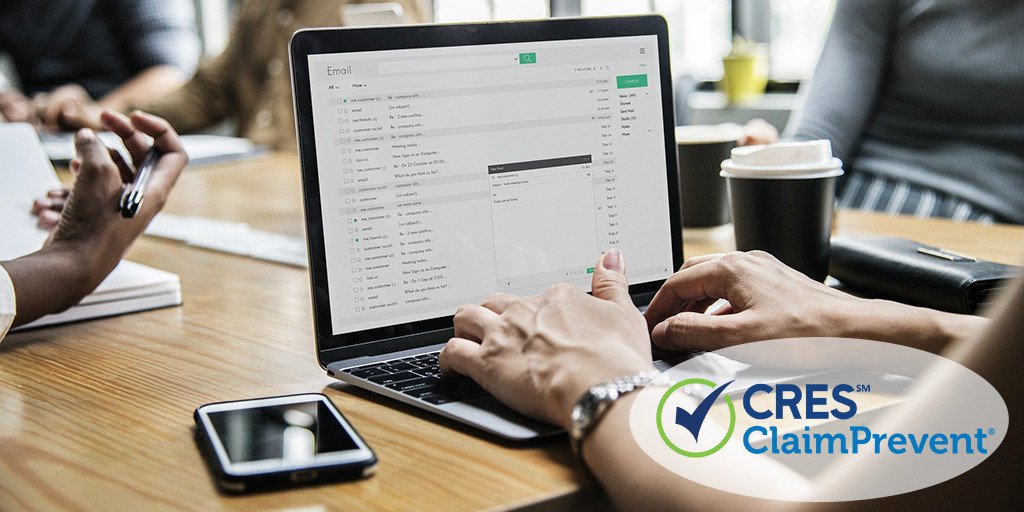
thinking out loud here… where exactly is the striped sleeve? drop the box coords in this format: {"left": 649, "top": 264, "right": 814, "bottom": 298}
{"left": 113, "top": 0, "right": 200, "bottom": 74}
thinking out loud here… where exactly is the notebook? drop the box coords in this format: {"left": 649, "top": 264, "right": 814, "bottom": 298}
{"left": 0, "top": 123, "right": 182, "bottom": 330}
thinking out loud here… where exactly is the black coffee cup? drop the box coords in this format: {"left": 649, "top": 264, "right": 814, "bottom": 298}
{"left": 676, "top": 125, "right": 743, "bottom": 228}
{"left": 721, "top": 141, "right": 843, "bottom": 282}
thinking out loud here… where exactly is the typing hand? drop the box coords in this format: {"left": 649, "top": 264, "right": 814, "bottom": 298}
{"left": 643, "top": 251, "right": 856, "bottom": 351}
{"left": 440, "top": 250, "right": 653, "bottom": 429}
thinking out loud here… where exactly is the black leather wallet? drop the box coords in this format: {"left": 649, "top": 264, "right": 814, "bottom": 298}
{"left": 829, "top": 237, "right": 1021, "bottom": 314}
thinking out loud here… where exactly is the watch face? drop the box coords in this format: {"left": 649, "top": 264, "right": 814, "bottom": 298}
{"left": 571, "top": 390, "right": 603, "bottom": 434}
{"left": 570, "top": 400, "right": 593, "bottom": 438}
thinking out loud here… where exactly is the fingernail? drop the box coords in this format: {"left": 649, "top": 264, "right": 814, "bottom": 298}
{"left": 75, "top": 128, "right": 94, "bottom": 140}
{"left": 602, "top": 248, "right": 624, "bottom": 273}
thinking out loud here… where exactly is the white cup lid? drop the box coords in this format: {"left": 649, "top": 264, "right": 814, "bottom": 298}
{"left": 720, "top": 140, "right": 844, "bottom": 179}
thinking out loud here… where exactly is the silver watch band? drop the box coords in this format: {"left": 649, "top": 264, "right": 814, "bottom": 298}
{"left": 568, "top": 370, "right": 672, "bottom": 457}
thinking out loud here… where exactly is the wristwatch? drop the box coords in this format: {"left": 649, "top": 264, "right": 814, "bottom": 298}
{"left": 568, "top": 370, "right": 671, "bottom": 456}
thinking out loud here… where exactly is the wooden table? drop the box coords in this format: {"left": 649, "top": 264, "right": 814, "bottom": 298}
{"left": 1, "top": 153, "right": 1022, "bottom": 511}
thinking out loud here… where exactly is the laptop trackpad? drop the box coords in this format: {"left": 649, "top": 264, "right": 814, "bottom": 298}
{"left": 440, "top": 395, "right": 561, "bottom": 439}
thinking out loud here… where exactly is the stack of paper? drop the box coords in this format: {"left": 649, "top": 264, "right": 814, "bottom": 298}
{"left": 1, "top": 123, "right": 182, "bottom": 331}
{"left": 145, "top": 214, "right": 308, "bottom": 268}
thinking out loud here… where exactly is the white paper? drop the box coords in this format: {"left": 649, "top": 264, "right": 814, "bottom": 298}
{"left": 0, "top": 124, "right": 62, "bottom": 261}
{"left": 146, "top": 213, "right": 308, "bottom": 268}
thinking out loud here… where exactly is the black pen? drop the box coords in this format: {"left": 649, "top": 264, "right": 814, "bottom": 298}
{"left": 118, "top": 146, "right": 160, "bottom": 218}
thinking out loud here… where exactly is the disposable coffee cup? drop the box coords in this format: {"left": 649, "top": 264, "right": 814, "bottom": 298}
{"left": 720, "top": 140, "right": 843, "bottom": 281}
{"left": 675, "top": 124, "right": 744, "bottom": 228}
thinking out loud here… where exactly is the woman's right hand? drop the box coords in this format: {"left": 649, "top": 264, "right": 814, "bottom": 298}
{"left": 47, "top": 110, "right": 188, "bottom": 285}
{"left": 643, "top": 251, "right": 986, "bottom": 354}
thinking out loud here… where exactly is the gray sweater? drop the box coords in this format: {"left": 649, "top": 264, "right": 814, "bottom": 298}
{"left": 789, "top": 0, "right": 1024, "bottom": 223}
{"left": 0, "top": 0, "right": 199, "bottom": 98}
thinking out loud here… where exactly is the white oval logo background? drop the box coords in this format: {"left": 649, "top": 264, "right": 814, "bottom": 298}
{"left": 629, "top": 338, "right": 1009, "bottom": 502}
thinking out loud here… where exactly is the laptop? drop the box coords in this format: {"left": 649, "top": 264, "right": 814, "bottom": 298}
{"left": 290, "top": 16, "right": 683, "bottom": 440}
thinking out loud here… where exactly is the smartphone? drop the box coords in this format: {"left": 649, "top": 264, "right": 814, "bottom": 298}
{"left": 194, "top": 393, "right": 377, "bottom": 493}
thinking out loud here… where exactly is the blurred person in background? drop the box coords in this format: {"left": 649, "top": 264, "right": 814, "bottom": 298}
{"left": 0, "top": 0, "right": 199, "bottom": 131}
{"left": 137, "top": 0, "right": 425, "bottom": 151}
{"left": 753, "top": 0, "right": 1024, "bottom": 224}
{"left": 31, "top": 0, "right": 428, "bottom": 230}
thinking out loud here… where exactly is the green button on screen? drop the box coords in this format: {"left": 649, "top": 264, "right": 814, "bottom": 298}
{"left": 587, "top": 267, "right": 595, "bottom": 274}
{"left": 616, "top": 74, "right": 648, "bottom": 89}
{"left": 519, "top": 52, "right": 536, "bottom": 64}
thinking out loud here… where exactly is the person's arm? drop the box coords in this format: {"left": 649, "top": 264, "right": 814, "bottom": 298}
{"left": 579, "top": 391, "right": 796, "bottom": 510}
{"left": 140, "top": 1, "right": 262, "bottom": 135}
{"left": 97, "top": 66, "right": 190, "bottom": 115}
{"left": 44, "top": 67, "right": 196, "bottom": 130}
{"left": 0, "top": 110, "right": 187, "bottom": 326}
{"left": 795, "top": 277, "right": 1024, "bottom": 509}
{"left": 439, "top": 250, "right": 1001, "bottom": 510}
{"left": 643, "top": 251, "right": 987, "bottom": 355}
{"left": 784, "top": 0, "right": 895, "bottom": 164}
{"left": 437, "top": 251, "right": 808, "bottom": 510}
{"left": 139, "top": 54, "right": 234, "bottom": 136}
{"left": 711, "top": 1, "right": 897, "bottom": 158}
{"left": 39, "top": 0, "right": 200, "bottom": 130}
{"left": 107, "top": 0, "right": 199, "bottom": 105}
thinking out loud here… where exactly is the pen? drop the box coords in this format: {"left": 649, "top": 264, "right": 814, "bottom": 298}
{"left": 118, "top": 146, "right": 160, "bottom": 219}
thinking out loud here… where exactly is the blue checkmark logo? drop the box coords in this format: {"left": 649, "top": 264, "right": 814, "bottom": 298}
{"left": 675, "top": 380, "right": 734, "bottom": 441}
{"left": 657, "top": 378, "right": 737, "bottom": 458}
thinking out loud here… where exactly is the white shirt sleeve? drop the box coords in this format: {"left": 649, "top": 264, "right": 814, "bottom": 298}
{"left": 0, "top": 264, "right": 15, "bottom": 343}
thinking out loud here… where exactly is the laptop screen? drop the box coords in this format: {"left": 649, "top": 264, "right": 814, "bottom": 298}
{"left": 305, "top": 35, "right": 671, "bottom": 335}
{"left": 302, "top": 30, "right": 677, "bottom": 340}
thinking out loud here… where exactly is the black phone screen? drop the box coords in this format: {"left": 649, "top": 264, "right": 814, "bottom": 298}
{"left": 207, "top": 399, "right": 359, "bottom": 464}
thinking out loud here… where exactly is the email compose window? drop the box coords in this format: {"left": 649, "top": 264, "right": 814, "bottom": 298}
{"left": 308, "top": 36, "right": 673, "bottom": 335}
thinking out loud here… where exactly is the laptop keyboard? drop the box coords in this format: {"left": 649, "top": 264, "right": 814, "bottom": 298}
{"left": 341, "top": 352, "right": 487, "bottom": 405}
